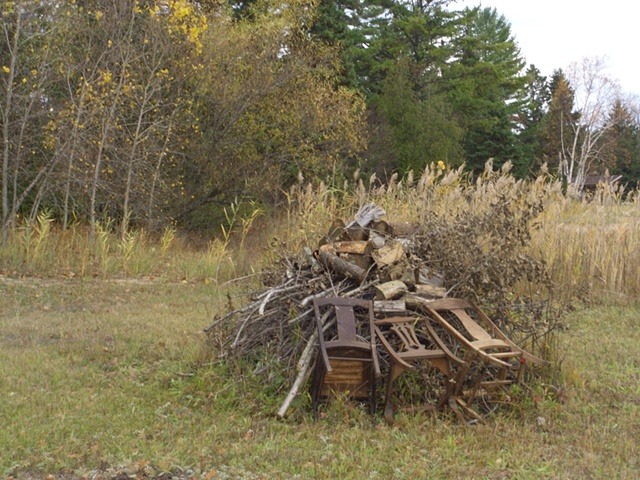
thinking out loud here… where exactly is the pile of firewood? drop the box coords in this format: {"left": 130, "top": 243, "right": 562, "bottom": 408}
{"left": 204, "top": 203, "right": 449, "bottom": 417}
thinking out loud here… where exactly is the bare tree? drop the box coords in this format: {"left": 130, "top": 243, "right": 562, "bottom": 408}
{"left": 1, "top": 0, "right": 63, "bottom": 244}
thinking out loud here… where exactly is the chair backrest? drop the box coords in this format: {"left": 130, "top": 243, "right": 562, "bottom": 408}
{"left": 422, "top": 298, "right": 502, "bottom": 341}
{"left": 375, "top": 316, "right": 433, "bottom": 356}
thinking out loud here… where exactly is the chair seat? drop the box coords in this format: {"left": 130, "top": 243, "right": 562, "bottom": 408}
{"left": 472, "top": 338, "right": 512, "bottom": 351}
{"left": 398, "top": 348, "right": 447, "bottom": 362}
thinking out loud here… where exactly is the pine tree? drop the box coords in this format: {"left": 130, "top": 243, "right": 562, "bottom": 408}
{"left": 445, "top": 7, "right": 528, "bottom": 175}
{"left": 517, "top": 65, "right": 551, "bottom": 175}
{"left": 602, "top": 100, "right": 640, "bottom": 188}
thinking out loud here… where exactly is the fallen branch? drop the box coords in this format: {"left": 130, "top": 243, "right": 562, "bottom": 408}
{"left": 277, "top": 311, "right": 334, "bottom": 419}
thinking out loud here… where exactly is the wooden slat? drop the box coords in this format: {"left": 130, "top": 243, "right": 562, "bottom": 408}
{"left": 453, "top": 309, "right": 492, "bottom": 341}
{"left": 472, "top": 338, "right": 511, "bottom": 350}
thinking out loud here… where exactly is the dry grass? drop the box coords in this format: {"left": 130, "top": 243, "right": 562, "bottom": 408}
{"left": 0, "top": 278, "right": 638, "bottom": 479}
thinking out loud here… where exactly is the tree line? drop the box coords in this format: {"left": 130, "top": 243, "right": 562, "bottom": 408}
{"left": 2, "top": 0, "right": 639, "bottom": 242}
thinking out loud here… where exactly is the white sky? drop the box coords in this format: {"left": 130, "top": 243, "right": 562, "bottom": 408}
{"left": 452, "top": 0, "right": 640, "bottom": 97}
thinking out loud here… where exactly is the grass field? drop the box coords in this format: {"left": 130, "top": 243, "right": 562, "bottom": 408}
{"left": 1, "top": 276, "right": 639, "bottom": 479}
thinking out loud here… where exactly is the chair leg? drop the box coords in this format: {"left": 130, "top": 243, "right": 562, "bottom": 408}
{"left": 383, "top": 363, "right": 406, "bottom": 425}
{"left": 369, "top": 368, "right": 377, "bottom": 418}
{"left": 309, "top": 357, "right": 325, "bottom": 421}
{"left": 451, "top": 351, "right": 476, "bottom": 397}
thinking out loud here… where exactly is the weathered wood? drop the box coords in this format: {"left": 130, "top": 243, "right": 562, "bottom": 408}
{"left": 375, "top": 280, "right": 408, "bottom": 300}
{"left": 373, "top": 299, "right": 407, "bottom": 313}
{"left": 277, "top": 314, "right": 335, "bottom": 419}
{"left": 370, "top": 220, "right": 390, "bottom": 234}
{"left": 417, "top": 267, "right": 444, "bottom": 287}
{"left": 405, "top": 293, "right": 437, "bottom": 310}
{"left": 383, "top": 261, "right": 417, "bottom": 287}
{"left": 318, "top": 241, "right": 373, "bottom": 270}
{"left": 414, "top": 284, "right": 447, "bottom": 299}
{"left": 277, "top": 334, "right": 318, "bottom": 419}
{"left": 320, "top": 241, "right": 372, "bottom": 256}
{"left": 387, "top": 221, "right": 418, "bottom": 237}
{"left": 316, "top": 248, "right": 367, "bottom": 283}
{"left": 372, "top": 241, "right": 405, "bottom": 268}
{"left": 319, "top": 218, "right": 347, "bottom": 246}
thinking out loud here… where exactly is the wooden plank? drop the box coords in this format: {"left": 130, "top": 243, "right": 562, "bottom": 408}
{"left": 328, "top": 241, "right": 372, "bottom": 255}
{"left": 454, "top": 309, "right": 493, "bottom": 341}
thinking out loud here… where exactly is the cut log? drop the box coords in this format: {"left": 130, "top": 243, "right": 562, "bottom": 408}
{"left": 320, "top": 241, "right": 371, "bottom": 256}
{"left": 370, "top": 220, "right": 390, "bottom": 234}
{"left": 316, "top": 248, "right": 367, "bottom": 283}
{"left": 405, "top": 293, "right": 441, "bottom": 310}
{"left": 319, "top": 218, "right": 347, "bottom": 246}
{"left": 375, "top": 280, "right": 408, "bottom": 300}
{"left": 387, "top": 221, "right": 418, "bottom": 237}
{"left": 341, "top": 253, "right": 373, "bottom": 272}
{"left": 383, "top": 262, "right": 417, "bottom": 287}
{"left": 374, "top": 299, "right": 407, "bottom": 314}
{"left": 372, "top": 241, "right": 405, "bottom": 268}
{"left": 414, "top": 284, "right": 447, "bottom": 299}
{"left": 318, "top": 242, "right": 372, "bottom": 273}
{"left": 345, "top": 225, "right": 368, "bottom": 241}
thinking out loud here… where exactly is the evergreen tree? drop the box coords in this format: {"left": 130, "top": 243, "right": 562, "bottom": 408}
{"left": 377, "top": 60, "right": 462, "bottom": 173}
{"left": 356, "top": 0, "right": 465, "bottom": 172}
{"left": 541, "top": 70, "right": 578, "bottom": 177}
{"left": 603, "top": 100, "right": 640, "bottom": 187}
{"left": 445, "top": 7, "right": 527, "bottom": 175}
{"left": 517, "top": 65, "right": 551, "bottom": 175}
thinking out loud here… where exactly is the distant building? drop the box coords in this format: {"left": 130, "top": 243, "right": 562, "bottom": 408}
{"left": 581, "top": 174, "right": 623, "bottom": 194}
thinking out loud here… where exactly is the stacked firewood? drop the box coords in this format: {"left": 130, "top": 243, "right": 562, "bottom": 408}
{"left": 204, "top": 203, "right": 447, "bottom": 417}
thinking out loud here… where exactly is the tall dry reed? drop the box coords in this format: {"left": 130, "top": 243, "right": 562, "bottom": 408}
{"left": 280, "top": 161, "right": 640, "bottom": 305}
{"left": 1, "top": 163, "right": 638, "bottom": 304}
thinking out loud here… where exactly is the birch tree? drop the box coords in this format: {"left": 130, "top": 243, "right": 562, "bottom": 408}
{"left": 561, "top": 57, "right": 620, "bottom": 195}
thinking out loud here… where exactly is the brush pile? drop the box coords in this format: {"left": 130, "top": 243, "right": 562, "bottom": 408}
{"left": 205, "top": 202, "right": 456, "bottom": 416}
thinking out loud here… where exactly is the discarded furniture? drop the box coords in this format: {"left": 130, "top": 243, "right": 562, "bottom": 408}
{"left": 421, "top": 298, "right": 549, "bottom": 418}
{"left": 374, "top": 315, "right": 465, "bottom": 424}
{"left": 310, "top": 297, "right": 380, "bottom": 419}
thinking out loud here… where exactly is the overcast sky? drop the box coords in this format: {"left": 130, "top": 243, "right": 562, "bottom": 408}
{"left": 452, "top": 0, "right": 640, "bottom": 97}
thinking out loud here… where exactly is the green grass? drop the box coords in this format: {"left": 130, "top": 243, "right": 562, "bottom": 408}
{"left": 1, "top": 279, "right": 639, "bottom": 479}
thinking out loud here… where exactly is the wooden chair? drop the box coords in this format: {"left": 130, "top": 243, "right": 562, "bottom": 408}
{"left": 309, "top": 297, "right": 381, "bottom": 419}
{"left": 421, "top": 298, "right": 549, "bottom": 418}
{"left": 374, "top": 315, "right": 465, "bottom": 424}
